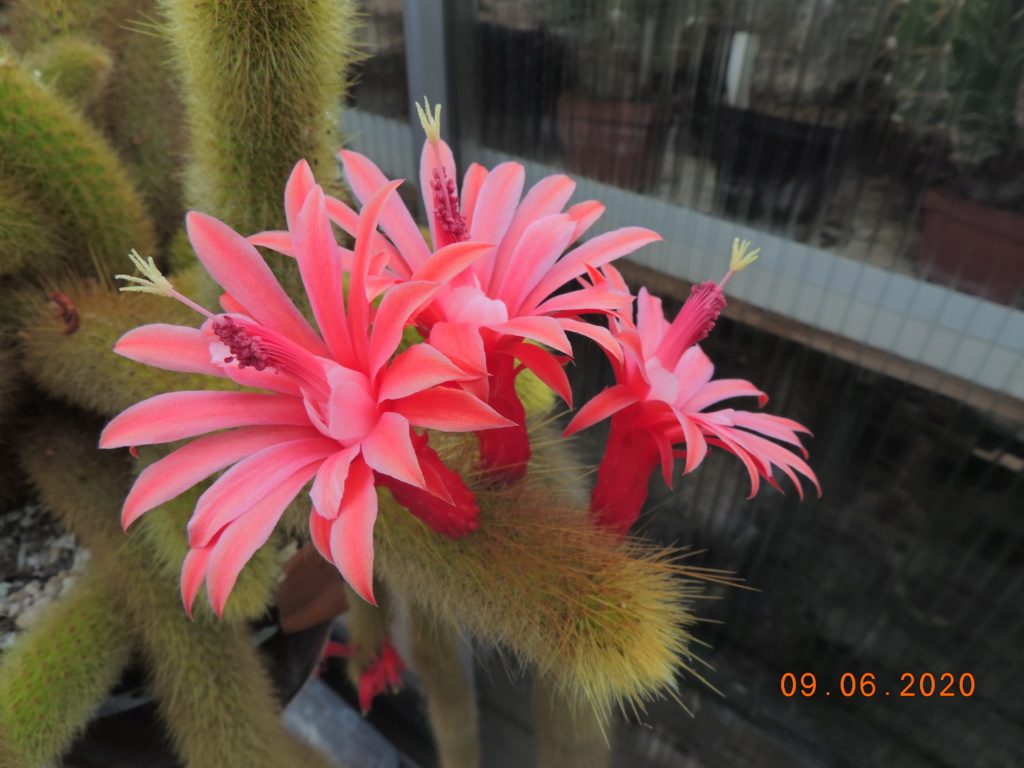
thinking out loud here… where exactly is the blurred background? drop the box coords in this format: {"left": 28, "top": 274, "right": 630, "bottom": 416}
{"left": 341, "top": 2, "right": 1023, "bottom": 767}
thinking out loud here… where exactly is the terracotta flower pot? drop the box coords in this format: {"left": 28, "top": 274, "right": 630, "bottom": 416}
{"left": 557, "top": 96, "right": 669, "bottom": 191}
{"left": 918, "top": 188, "right": 1024, "bottom": 307}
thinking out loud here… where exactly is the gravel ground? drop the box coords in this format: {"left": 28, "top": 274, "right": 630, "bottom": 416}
{"left": 0, "top": 503, "right": 91, "bottom": 651}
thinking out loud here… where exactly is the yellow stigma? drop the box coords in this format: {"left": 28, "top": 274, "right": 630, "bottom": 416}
{"left": 115, "top": 250, "right": 175, "bottom": 297}
{"left": 730, "top": 238, "right": 760, "bottom": 273}
{"left": 416, "top": 97, "right": 442, "bottom": 144}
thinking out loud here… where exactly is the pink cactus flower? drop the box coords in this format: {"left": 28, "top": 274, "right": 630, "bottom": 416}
{"left": 565, "top": 241, "right": 820, "bottom": 536}
{"left": 331, "top": 100, "right": 657, "bottom": 479}
{"left": 100, "top": 172, "right": 512, "bottom": 614}
{"left": 355, "top": 638, "right": 405, "bottom": 714}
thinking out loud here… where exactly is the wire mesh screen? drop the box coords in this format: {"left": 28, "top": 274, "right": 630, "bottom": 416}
{"left": 349, "top": 1, "right": 1024, "bottom": 765}
{"left": 462, "top": 0, "right": 1024, "bottom": 310}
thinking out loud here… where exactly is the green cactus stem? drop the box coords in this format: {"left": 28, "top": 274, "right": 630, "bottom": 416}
{"left": 375, "top": 430, "right": 720, "bottom": 716}
{"left": 161, "top": 0, "right": 358, "bottom": 234}
{"left": 17, "top": 418, "right": 336, "bottom": 768}
{"left": 0, "top": 563, "right": 134, "bottom": 768}
{"left": 408, "top": 601, "right": 481, "bottom": 768}
{"left": 133, "top": 548, "right": 332, "bottom": 768}
{"left": 89, "top": 0, "right": 186, "bottom": 251}
{"left": 5, "top": 0, "right": 111, "bottom": 53}
{"left": 0, "top": 48, "right": 156, "bottom": 281}
{"left": 24, "top": 35, "right": 114, "bottom": 111}
{"left": 0, "top": 173, "right": 65, "bottom": 280}
{"left": 17, "top": 271, "right": 236, "bottom": 418}
{"left": 533, "top": 672, "right": 610, "bottom": 768}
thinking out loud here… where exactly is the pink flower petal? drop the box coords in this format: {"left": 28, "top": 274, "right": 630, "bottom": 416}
{"left": 360, "top": 412, "right": 424, "bottom": 488}
{"left": 496, "top": 215, "right": 576, "bottom": 312}
{"left": 564, "top": 384, "right": 638, "bottom": 436}
{"left": 350, "top": 179, "right": 405, "bottom": 370}
{"left": 731, "top": 412, "right": 812, "bottom": 451}
{"left": 521, "top": 227, "right": 661, "bottom": 314}
{"left": 410, "top": 241, "right": 492, "bottom": 285}
{"left": 530, "top": 284, "right": 633, "bottom": 317}
{"left": 185, "top": 212, "right": 328, "bottom": 357}
{"left": 284, "top": 159, "right": 317, "bottom": 230}
{"left": 325, "top": 366, "right": 378, "bottom": 445}
{"left": 635, "top": 288, "right": 667, "bottom": 358}
{"left": 487, "top": 174, "right": 576, "bottom": 294}
{"left": 673, "top": 410, "right": 708, "bottom": 476}
{"left": 324, "top": 194, "right": 409, "bottom": 278}
{"left": 99, "top": 392, "right": 311, "bottom": 449}
{"left": 329, "top": 457, "right": 378, "bottom": 605}
{"left": 566, "top": 200, "right": 605, "bottom": 242}
{"left": 115, "top": 324, "right": 223, "bottom": 376}
{"left": 489, "top": 315, "right": 572, "bottom": 355}
{"left": 188, "top": 437, "right": 337, "bottom": 548}
{"left": 247, "top": 230, "right": 295, "bottom": 256}
{"left": 506, "top": 341, "right": 572, "bottom": 406}
{"left": 427, "top": 322, "right": 488, "bottom": 378}
{"left": 205, "top": 459, "right": 321, "bottom": 616}
{"left": 309, "top": 507, "right": 332, "bottom": 562}
{"left": 121, "top": 425, "right": 321, "bottom": 530}
{"left": 694, "top": 424, "right": 765, "bottom": 498}
{"left": 717, "top": 427, "right": 819, "bottom": 498}
{"left": 219, "top": 293, "right": 249, "bottom": 316}
{"left": 672, "top": 346, "right": 716, "bottom": 404}
{"left": 339, "top": 149, "right": 430, "bottom": 271}
{"left": 378, "top": 344, "right": 469, "bottom": 402}
{"left": 460, "top": 163, "right": 488, "bottom": 226}
{"left": 368, "top": 280, "right": 439, "bottom": 378}
{"left": 310, "top": 445, "right": 361, "bottom": 519}
{"left": 681, "top": 379, "right": 768, "bottom": 413}
{"left": 557, "top": 318, "right": 624, "bottom": 364}
{"left": 181, "top": 542, "right": 214, "bottom": 618}
{"left": 393, "top": 388, "right": 514, "bottom": 431}
{"left": 468, "top": 162, "right": 525, "bottom": 283}
{"left": 292, "top": 185, "right": 352, "bottom": 363}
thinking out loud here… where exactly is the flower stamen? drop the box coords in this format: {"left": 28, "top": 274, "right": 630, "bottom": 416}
{"left": 415, "top": 97, "right": 442, "bottom": 144}
{"left": 431, "top": 168, "right": 468, "bottom": 242}
{"left": 212, "top": 316, "right": 272, "bottom": 371}
{"left": 115, "top": 250, "right": 214, "bottom": 319}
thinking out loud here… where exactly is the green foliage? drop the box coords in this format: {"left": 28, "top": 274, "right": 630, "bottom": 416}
{"left": 0, "top": 564, "right": 134, "bottom": 768}
{"left": 892, "top": 0, "right": 1024, "bottom": 164}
